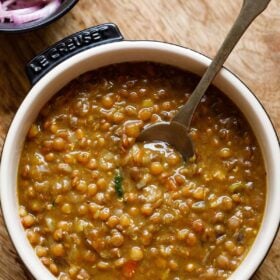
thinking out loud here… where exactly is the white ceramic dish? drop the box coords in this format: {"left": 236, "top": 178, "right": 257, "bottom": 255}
{"left": 1, "top": 24, "right": 279, "bottom": 280}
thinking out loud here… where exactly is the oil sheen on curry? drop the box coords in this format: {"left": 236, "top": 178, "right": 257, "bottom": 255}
{"left": 18, "top": 63, "right": 266, "bottom": 280}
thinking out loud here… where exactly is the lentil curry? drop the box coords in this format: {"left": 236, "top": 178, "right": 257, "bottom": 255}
{"left": 18, "top": 63, "right": 266, "bottom": 280}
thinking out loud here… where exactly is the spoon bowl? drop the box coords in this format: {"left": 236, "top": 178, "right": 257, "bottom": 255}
{"left": 137, "top": 121, "right": 194, "bottom": 160}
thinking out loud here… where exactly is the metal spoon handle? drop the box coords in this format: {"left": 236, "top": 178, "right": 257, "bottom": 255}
{"left": 172, "top": 0, "right": 271, "bottom": 126}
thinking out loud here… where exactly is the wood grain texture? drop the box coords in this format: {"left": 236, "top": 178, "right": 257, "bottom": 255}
{"left": 0, "top": 0, "right": 279, "bottom": 279}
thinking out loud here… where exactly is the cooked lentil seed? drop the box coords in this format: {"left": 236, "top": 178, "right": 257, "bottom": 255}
{"left": 141, "top": 203, "right": 154, "bottom": 216}
{"left": 111, "top": 233, "right": 124, "bottom": 247}
{"left": 18, "top": 63, "right": 266, "bottom": 280}
{"left": 150, "top": 162, "right": 164, "bottom": 175}
{"left": 51, "top": 243, "right": 65, "bottom": 257}
{"left": 107, "top": 215, "right": 120, "bottom": 228}
{"left": 130, "top": 247, "right": 144, "bottom": 261}
{"left": 21, "top": 214, "right": 35, "bottom": 228}
{"left": 26, "top": 230, "right": 40, "bottom": 245}
{"left": 36, "top": 246, "right": 48, "bottom": 257}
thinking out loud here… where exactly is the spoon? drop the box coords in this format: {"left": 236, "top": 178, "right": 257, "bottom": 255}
{"left": 137, "top": 0, "right": 271, "bottom": 160}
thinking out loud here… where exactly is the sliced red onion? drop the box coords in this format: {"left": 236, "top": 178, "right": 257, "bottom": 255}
{"left": 0, "top": 2, "right": 3, "bottom": 23}
{"left": 10, "top": 0, "right": 49, "bottom": 9}
{"left": 0, "top": 0, "right": 61, "bottom": 25}
{"left": 1, "top": 6, "right": 40, "bottom": 17}
{"left": 2, "top": 0, "right": 17, "bottom": 9}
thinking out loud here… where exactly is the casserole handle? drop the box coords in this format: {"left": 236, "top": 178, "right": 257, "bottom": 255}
{"left": 26, "top": 23, "right": 123, "bottom": 85}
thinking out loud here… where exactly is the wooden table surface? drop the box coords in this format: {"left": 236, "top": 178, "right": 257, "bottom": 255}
{"left": 0, "top": 0, "right": 279, "bottom": 279}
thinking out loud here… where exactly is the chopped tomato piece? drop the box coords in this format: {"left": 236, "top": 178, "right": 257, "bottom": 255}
{"left": 122, "top": 260, "right": 138, "bottom": 278}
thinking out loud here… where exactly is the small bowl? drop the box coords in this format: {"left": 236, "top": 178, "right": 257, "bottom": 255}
{"left": 1, "top": 24, "right": 280, "bottom": 280}
{"left": 0, "top": 0, "right": 78, "bottom": 33}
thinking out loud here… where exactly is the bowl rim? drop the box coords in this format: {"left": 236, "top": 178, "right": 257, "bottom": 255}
{"left": 1, "top": 40, "right": 279, "bottom": 280}
{"left": 0, "top": 0, "right": 79, "bottom": 33}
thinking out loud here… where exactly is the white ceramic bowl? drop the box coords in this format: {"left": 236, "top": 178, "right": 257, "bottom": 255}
{"left": 1, "top": 24, "right": 279, "bottom": 280}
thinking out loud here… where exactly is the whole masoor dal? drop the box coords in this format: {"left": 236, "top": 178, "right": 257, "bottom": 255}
{"left": 18, "top": 62, "right": 266, "bottom": 280}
